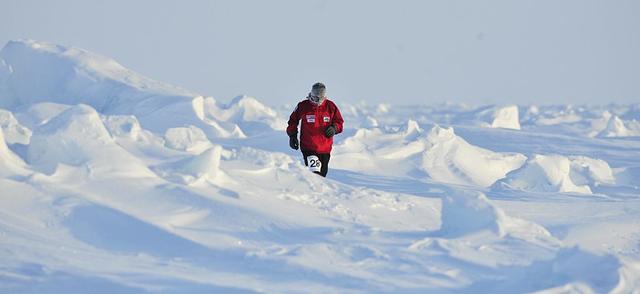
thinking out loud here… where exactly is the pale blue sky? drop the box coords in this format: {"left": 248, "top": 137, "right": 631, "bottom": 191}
{"left": 2, "top": 0, "right": 639, "bottom": 106}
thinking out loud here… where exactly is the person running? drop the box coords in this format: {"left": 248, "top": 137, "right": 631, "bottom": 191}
{"left": 287, "top": 82, "right": 344, "bottom": 177}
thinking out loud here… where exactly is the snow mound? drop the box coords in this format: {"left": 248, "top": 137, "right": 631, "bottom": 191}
{"left": 439, "top": 189, "right": 551, "bottom": 238}
{"left": 179, "top": 146, "right": 223, "bottom": 179}
{"left": 493, "top": 154, "right": 615, "bottom": 194}
{"left": 141, "top": 96, "right": 247, "bottom": 139}
{"left": 103, "top": 115, "right": 141, "bottom": 139}
{"left": 0, "top": 40, "right": 282, "bottom": 139}
{"left": 27, "top": 104, "right": 112, "bottom": 168}
{"left": 191, "top": 95, "right": 287, "bottom": 137}
{"left": 211, "top": 95, "right": 287, "bottom": 134}
{"left": 533, "top": 106, "right": 583, "bottom": 126}
{"left": 456, "top": 105, "right": 521, "bottom": 130}
{"left": 489, "top": 105, "right": 520, "bottom": 130}
{"left": 332, "top": 121, "right": 429, "bottom": 174}
{"left": 422, "top": 125, "right": 527, "bottom": 187}
{"left": 0, "top": 39, "right": 195, "bottom": 112}
{"left": 569, "top": 156, "right": 616, "bottom": 188}
{"left": 0, "top": 127, "right": 28, "bottom": 176}
{"left": 334, "top": 123, "right": 526, "bottom": 187}
{"left": 597, "top": 115, "right": 639, "bottom": 137}
{"left": 0, "top": 108, "right": 31, "bottom": 144}
{"left": 439, "top": 189, "right": 509, "bottom": 237}
{"left": 403, "top": 119, "right": 423, "bottom": 139}
{"left": 163, "top": 125, "right": 213, "bottom": 153}
{"left": 12, "top": 102, "right": 71, "bottom": 129}
{"left": 154, "top": 145, "right": 224, "bottom": 184}
{"left": 26, "top": 104, "right": 153, "bottom": 176}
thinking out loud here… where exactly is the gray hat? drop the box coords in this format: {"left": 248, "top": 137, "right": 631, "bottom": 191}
{"left": 311, "top": 82, "right": 326, "bottom": 98}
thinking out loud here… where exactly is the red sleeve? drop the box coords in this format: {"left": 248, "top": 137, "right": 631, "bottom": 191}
{"left": 286, "top": 102, "right": 302, "bottom": 136}
{"left": 331, "top": 102, "right": 344, "bottom": 134}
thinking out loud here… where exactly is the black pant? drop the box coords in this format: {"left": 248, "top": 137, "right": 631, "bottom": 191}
{"left": 302, "top": 151, "right": 331, "bottom": 177}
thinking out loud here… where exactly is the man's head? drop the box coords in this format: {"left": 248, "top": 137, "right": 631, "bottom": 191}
{"left": 311, "top": 83, "right": 327, "bottom": 101}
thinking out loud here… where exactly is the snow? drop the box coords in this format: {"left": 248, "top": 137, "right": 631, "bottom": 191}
{"left": 450, "top": 104, "right": 521, "bottom": 130}
{"left": 421, "top": 125, "right": 527, "bottom": 187}
{"left": 597, "top": 115, "right": 640, "bottom": 138}
{"left": 331, "top": 122, "right": 526, "bottom": 188}
{"left": 163, "top": 125, "right": 212, "bottom": 153}
{"left": 490, "top": 105, "right": 521, "bottom": 130}
{"left": 0, "top": 39, "right": 195, "bottom": 111}
{"left": 153, "top": 145, "right": 224, "bottom": 185}
{"left": 0, "top": 126, "right": 28, "bottom": 176}
{"left": 103, "top": 115, "right": 142, "bottom": 139}
{"left": 438, "top": 188, "right": 550, "bottom": 238}
{"left": 1, "top": 40, "right": 640, "bottom": 293}
{"left": 0, "top": 39, "right": 279, "bottom": 141}
{"left": 0, "top": 108, "right": 31, "bottom": 144}
{"left": 26, "top": 104, "right": 154, "bottom": 177}
{"left": 493, "top": 154, "right": 616, "bottom": 194}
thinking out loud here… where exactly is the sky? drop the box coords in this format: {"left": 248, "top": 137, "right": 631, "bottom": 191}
{"left": 1, "top": 0, "right": 639, "bottom": 106}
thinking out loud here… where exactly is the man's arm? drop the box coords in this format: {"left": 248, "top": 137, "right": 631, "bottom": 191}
{"left": 332, "top": 102, "right": 344, "bottom": 134}
{"left": 287, "top": 103, "right": 301, "bottom": 137}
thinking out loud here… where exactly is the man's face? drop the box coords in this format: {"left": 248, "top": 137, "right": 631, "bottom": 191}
{"left": 311, "top": 87, "right": 326, "bottom": 99}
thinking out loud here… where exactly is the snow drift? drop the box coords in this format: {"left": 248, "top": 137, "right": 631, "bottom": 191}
{"left": 103, "top": 114, "right": 142, "bottom": 139}
{"left": 478, "top": 105, "right": 521, "bottom": 130}
{"left": 453, "top": 105, "right": 521, "bottom": 130}
{"left": 597, "top": 115, "right": 640, "bottom": 138}
{"left": 0, "top": 40, "right": 283, "bottom": 139}
{"left": 0, "top": 40, "right": 195, "bottom": 112}
{"left": 0, "top": 126, "right": 28, "bottom": 176}
{"left": 438, "top": 189, "right": 552, "bottom": 239}
{"left": 26, "top": 104, "right": 154, "bottom": 176}
{"left": 0, "top": 108, "right": 31, "bottom": 144}
{"left": 493, "top": 154, "right": 616, "bottom": 194}
{"left": 163, "top": 125, "right": 213, "bottom": 153}
{"left": 153, "top": 145, "right": 224, "bottom": 185}
{"left": 334, "top": 122, "right": 527, "bottom": 187}
{"left": 490, "top": 105, "right": 520, "bottom": 130}
{"left": 421, "top": 125, "right": 527, "bottom": 187}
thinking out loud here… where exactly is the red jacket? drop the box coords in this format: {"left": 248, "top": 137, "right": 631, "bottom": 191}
{"left": 287, "top": 98, "right": 344, "bottom": 153}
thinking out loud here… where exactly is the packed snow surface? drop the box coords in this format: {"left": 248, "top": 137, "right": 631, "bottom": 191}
{"left": 1, "top": 40, "right": 640, "bottom": 293}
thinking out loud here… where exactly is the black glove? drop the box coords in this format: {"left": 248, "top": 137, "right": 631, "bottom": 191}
{"left": 289, "top": 135, "right": 299, "bottom": 150}
{"left": 325, "top": 125, "right": 336, "bottom": 138}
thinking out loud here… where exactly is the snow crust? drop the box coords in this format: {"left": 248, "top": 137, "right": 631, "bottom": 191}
{"left": 1, "top": 40, "right": 639, "bottom": 293}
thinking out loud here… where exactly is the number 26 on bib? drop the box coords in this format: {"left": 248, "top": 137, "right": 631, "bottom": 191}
{"left": 306, "top": 155, "right": 322, "bottom": 173}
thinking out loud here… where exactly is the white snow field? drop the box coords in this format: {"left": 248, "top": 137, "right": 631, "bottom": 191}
{"left": 1, "top": 40, "right": 639, "bottom": 293}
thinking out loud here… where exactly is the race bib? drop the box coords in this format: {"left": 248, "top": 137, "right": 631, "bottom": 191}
{"left": 306, "top": 115, "right": 315, "bottom": 123}
{"left": 306, "top": 155, "right": 322, "bottom": 173}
